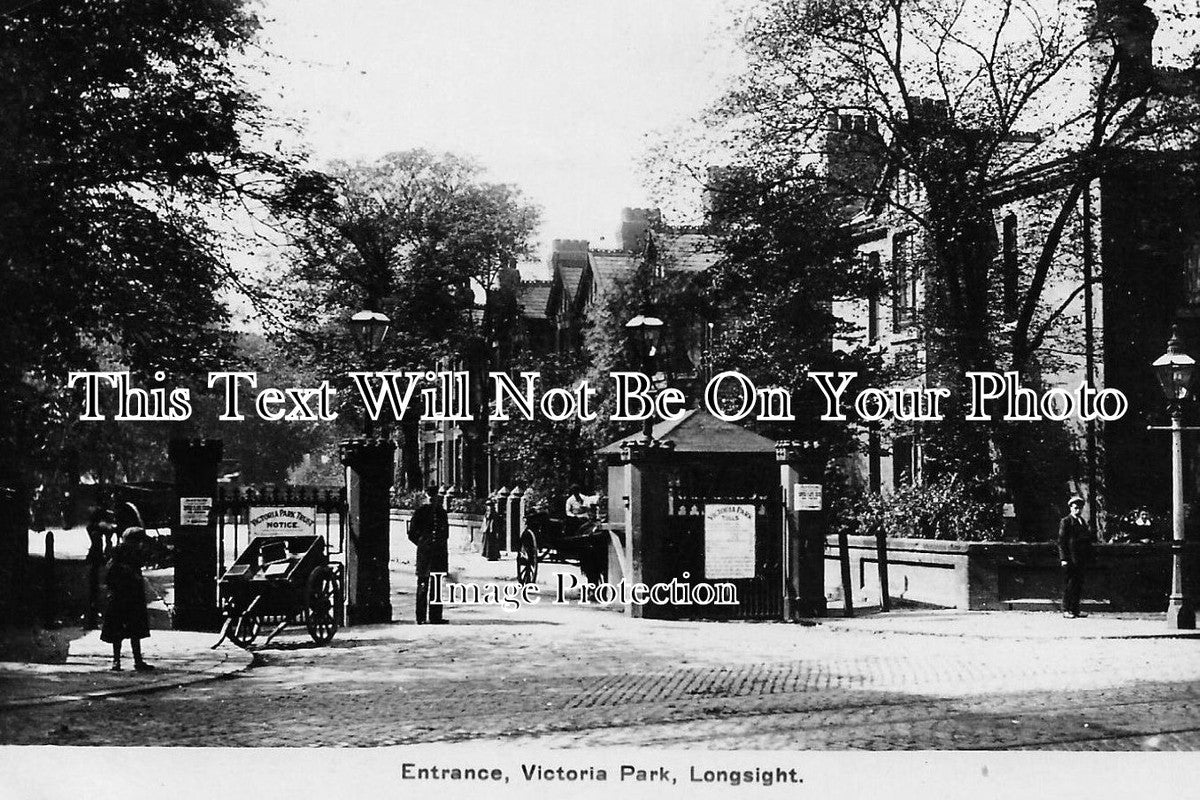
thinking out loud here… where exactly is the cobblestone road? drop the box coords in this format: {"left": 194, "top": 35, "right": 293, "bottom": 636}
{"left": 3, "top": 541, "right": 1199, "bottom": 750}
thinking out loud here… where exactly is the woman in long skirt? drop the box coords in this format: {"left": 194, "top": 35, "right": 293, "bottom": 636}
{"left": 100, "top": 528, "right": 154, "bottom": 671}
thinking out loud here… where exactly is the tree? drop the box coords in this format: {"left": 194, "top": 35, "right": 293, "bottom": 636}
{"left": 688, "top": 0, "right": 1200, "bottom": 530}
{"left": 273, "top": 150, "right": 541, "bottom": 491}
{"left": 0, "top": 0, "right": 312, "bottom": 621}
{"left": 0, "top": 0, "right": 315, "bottom": 469}
{"left": 55, "top": 333, "right": 343, "bottom": 488}
{"left": 489, "top": 350, "right": 595, "bottom": 496}
{"left": 185, "top": 334, "right": 347, "bottom": 484}
{"left": 525, "top": 176, "right": 880, "bottom": 493}
{"left": 702, "top": 168, "right": 886, "bottom": 445}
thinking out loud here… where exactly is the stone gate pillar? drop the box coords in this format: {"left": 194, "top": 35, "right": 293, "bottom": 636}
{"left": 493, "top": 487, "right": 509, "bottom": 554}
{"left": 340, "top": 437, "right": 396, "bottom": 625}
{"left": 621, "top": 439, "right": 674, "bottom": 619}
{"left": 506, "top": 486, "right": 523, "bottom": 551}
{"left": 170, "top": 438, "right": 222, "bottom": 631}
{"left": 0, "top": 482, "right": 30, "bottom": 626}
{"left": 776, "top": 440, "right": 828, "bottom": 619}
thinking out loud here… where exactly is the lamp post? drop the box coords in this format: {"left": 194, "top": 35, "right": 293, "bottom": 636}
{"left": 348, "top": 310, "right": 390, "bottom": 437}
{"left": 1152, "top": 325, "right": 1196, "bottom": 629}
{"left": 625, "top": 312, "right": 665, "bottom": 440}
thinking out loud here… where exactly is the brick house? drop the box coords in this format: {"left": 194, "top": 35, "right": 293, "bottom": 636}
{"left": 830, "top": 107, "right": 1200, "bottom": 536}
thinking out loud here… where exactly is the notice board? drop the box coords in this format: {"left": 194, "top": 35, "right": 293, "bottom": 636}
{"left": 703, "top": 503, "right": 756, "bottom": 579}
{"left": 248, "top": 506, "right": 317, "bottom": 537}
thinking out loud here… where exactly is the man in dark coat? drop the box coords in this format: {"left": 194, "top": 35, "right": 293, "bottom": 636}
{"left": 100, "top": 528, "right": 154, "bottom": 670}
{"left": 410, "top": 486, "right": 449, "bottom": 624}
{"left": 1058, "top": 496, "right": 1094, "bottom": 618}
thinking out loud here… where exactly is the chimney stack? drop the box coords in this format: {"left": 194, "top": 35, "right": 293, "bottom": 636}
{"left": 618, "top": 208, "right": 661, "bottom": 252}
{"left": 822, "top": 111, "right": 884, "bottom": 202}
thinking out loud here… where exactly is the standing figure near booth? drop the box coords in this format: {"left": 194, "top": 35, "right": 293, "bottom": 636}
{"left": 482, "top": 494, "right": 502, "bottom": 562}
{"left": 410, "top": 485, "right": 449, "bottom": 624}
{"left": 1058, "top": 496, "right": 1094, "bottom": 619}
{"left": 101, "top": 528, "right": 154, "bottom": 671}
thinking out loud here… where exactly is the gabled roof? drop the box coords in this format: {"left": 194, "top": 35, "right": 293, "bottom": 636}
{"left": 598, "top": 407, "right": 776, "bottom": 455}
{"left": 545, "top": 223, "right": 724, "bottom": 314}
{"left": 588, "top": 249, "right": 638, "bottom": 294}
{"left": 654, "top": 229, "right": 722, "bottom": 272}
{"left": 550, "top": 247, "right": 588, "bottom": 300}
{"left": 517, "top": 280, "right": 552, "bottom": 320}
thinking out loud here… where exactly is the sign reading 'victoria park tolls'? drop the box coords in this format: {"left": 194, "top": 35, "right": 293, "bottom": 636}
{"left": 703, "top": 504, "right": 756, "bottom": 579}
{"left": 249, "top": 506, "right": 318, "bottom": 537}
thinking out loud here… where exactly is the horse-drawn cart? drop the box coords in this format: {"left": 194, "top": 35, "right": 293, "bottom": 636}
{"left": 214, "top": 533, "right": 343, "bottom": 649}
{"left": 516, "top": 503, "right": 609, "bottom": 586}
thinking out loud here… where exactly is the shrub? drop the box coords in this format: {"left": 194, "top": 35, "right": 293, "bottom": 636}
{"left": 391, "top": 488, "right": 426, "bottom": 510}
{"left": 1106, "top": 507, "right": 1167, "bottom": 542}
{"left": 448, "top": 496, "right": 487, "bottom": 515}
{"left": 521, "top": 486, "right": 553, "bottom": 517}
{"left": 841, "top": 475, "right": 1003, "bottom": 542}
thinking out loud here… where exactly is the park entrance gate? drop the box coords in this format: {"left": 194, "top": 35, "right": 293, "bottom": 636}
{"left": 214, "top": 485, "right": 348, "bottom": 609}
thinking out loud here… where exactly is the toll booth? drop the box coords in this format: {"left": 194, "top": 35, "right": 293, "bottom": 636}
{"left": 599, "top": 408, "right": 825, "bottom": 620}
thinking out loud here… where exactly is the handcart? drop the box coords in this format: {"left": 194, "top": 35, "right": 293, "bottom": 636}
{"left": 213, "top": 534, "right": 343, "bottom": 649}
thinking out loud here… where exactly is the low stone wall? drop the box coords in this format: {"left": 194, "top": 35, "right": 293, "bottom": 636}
{"left": 825, "top": 535, "right": 1199, "bottom": 611}
{"left": 390, "top": 509, "right": 486, "bottom": 559}
{"left": 25, "top": 555, "right": 91, "bottom": 624}
{"left": 23, "top": 553, "right": 173, "bottom": 629}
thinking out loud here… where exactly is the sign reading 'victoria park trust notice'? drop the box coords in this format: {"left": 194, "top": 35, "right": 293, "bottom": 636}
{"left": 704, "top": 504, "right": 757, "bottom": 580}
{"left": 249, "top": 506, "right": 318, "bottom": 538}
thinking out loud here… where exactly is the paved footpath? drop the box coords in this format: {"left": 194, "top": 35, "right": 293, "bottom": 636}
{"left": 2, "top": 528, "right": 1199, "bottom": 749}
{"left": 0, "top": 629, "right": 252, "bottom": 709}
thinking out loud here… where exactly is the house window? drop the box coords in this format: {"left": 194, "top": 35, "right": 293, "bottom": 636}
{"left": 1002, "top": 213, "right": 1018, "bottom": 319}
{"left": 454, "top": 437, "right": 463, "bottom": 488}
{"left": 892, "top": 435, "right": 916, "bottom": 488}
{"left": 866, "top": 252, "right": 881, "bottom": 343}
{"left": 892, "top": 232, "right": 918, "bottom": 331}
{"left": 423, "top": 443, "right": 437, "bottom": 488}
{"left": 1186, "top": 241, "right": 1200, "bottom": 306}
{"left": 868, "top": 431, "right": 882, "bottom": 492}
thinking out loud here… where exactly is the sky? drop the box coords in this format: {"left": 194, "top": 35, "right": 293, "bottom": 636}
{"left": 248, "top": 0, "right": 741, "bottom": 267}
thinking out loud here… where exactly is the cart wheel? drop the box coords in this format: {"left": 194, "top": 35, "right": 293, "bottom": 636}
{"left": 305, "top": 565, "right": 341, "bottom": 645}
{"left": 516, "top": 530, "right": 538, "bottom": 585}
{"left": 228, "top": 615, "right": 260, "bottom": 648}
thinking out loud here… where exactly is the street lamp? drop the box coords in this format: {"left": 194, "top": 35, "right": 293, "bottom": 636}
{"left": 348, "top": 310, "right": 390, "bottom": 436}
{"left": 626, "top": 313, "right": 665, "bottom": 439}
{"left": 1152, "top": 324, "right": 1196, "bottom": 629}
{"left": 349, "top": 310, "right": 390, "bottom": 355}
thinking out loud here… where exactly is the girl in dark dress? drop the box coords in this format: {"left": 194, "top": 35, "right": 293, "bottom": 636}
{"left": 100, "top": 528, "right": 154, "bottom": 671}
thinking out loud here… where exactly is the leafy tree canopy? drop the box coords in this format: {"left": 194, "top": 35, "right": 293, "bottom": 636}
{"left": 273, "top": 149, "right": 541, "bottom": 488}
{"left": 0, "top": 0, "right": 315, "bottom": 486}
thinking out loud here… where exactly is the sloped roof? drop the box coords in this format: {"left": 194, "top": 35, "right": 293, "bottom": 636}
{"left": 517, "top": 281, "right": 552, "bottom": 320}
{"left": 657, "top": 230, "right": 722, "bottom": 272}
{"left": 551, "top": 248, "right": 589, "bottom": 300}
{"left": 560, "top": 267, "right": 584, "bottom": 302}
{"left": 589, "top": 249, "right": 638, "bottom": 294}
{"left": 598, "top": 407, "right": 776, "bottom": 455}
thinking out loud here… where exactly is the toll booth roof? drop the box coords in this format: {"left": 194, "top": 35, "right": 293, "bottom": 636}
{"left": 597, "top": 408, "right": 776, "bottom": 456}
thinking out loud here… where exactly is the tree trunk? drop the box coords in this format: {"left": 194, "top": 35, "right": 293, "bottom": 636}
{"left": 991, "top": 424, "right": 1042, "bottom": 540}
{"left": 399, "top": 409, "right": 422, "bottom": 490}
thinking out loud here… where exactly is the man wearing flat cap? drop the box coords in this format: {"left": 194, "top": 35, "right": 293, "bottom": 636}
{"left": 1058, "top": 495, "right": 1094, "bottom": 618}
{"left": 409, "top": 485, "right": 449, "bottom": 624}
